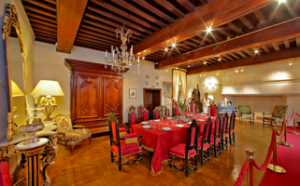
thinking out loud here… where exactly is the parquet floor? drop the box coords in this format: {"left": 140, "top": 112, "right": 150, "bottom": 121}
{"left": 18, "top": 121, "right": 276, "bottom": 186}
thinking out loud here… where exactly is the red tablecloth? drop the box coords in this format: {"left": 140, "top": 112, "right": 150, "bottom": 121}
{"left": 132, "top": 116, "right": 216, "bottom": 176}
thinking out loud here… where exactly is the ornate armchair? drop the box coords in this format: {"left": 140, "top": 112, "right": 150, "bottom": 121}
{"left": 153, "top": 108, "right": 160, "bottom": 119}
{"left": 129, "top": 105, "right": 135, "bottom": 111}
{"left": 211, "top": 115, "right": 222, "bottom": 158}
{"left": 164, "top": 108, "right": 170, "bottom": 118}
{"left": 137, "top": 105, "right": 143, "bottom": 122}
{"left": 108, "top": 113, "right": 143, "bottom": 171}
{"left": 54, "top": 116, "right": 92, "bottom": 155}
{"left": 238, "top": 105, "right": 255, "bottom": 124}
{"left": 198, "top": 118, "right": 213, "bottom": 166}
{"left": 141, "top": 108, "right": 149, "bottom": 121}
{"left": 173, "top": 107, "right": 179, "bottom": 116}
{"left": 127, "top": 110, "right": 137, "bottom": 133}
{"left": 263, "top": 105, "right": 288, "bottom": 126}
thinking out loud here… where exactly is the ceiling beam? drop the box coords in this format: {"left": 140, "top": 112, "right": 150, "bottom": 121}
{"left": 156, "top": 17, "right": 300, "bottom": 69}
{"left": 56, "top": 0, "right": 88, "bottom": 53}
{"left": 133, "top": 0, "right": 274, "bottom": 56}
{"left": 187, "top": 48, "right": 300, "bottom": 74}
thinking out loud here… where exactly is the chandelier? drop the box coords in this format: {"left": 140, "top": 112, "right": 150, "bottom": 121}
{"left": 105, "top": 23, "right": 140, "bottom": 77}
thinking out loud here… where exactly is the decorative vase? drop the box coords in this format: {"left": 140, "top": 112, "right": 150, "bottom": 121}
{"left": 180, "top": 108, "right": 185, "bottom": 119}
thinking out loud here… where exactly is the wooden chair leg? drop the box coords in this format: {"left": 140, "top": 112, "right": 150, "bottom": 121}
{"left": 185, "top": 157, "right": 189, "bottom": 177}
{"left": 219, "top": 142, "right": 222, "bottom": 154}
{"left": 118, "top": 155, "right": 122, "bottom": 171}
{"left": 195, "top": 155, "right": 198, "bottom": 171}
{"left": 70, "top": 145, "right": 74, "bottom": 156}
{"left": 207, "top": 148, "right": 211, "bottom": 161}
{"left": 170, "top": 154, "right": 173, "bottom": 168}
{"left": 200, "top": 150, "right": 204, "bottom": 166}
{"left": 139, "top": 152, "right": 143, "bottom": 163}
{"left": 229, "top": 133, "right": 232, "bottom": 145}
{"left": 214, "top": 142, "right": 217, "bottom": 158}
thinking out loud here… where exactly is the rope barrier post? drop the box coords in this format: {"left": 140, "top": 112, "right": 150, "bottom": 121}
{"left": 288, "top": 110, "right": 299, "bottom": 135}
{"left": 246, "top": 150, "right": 254, "bottom": 186}
{"left": 267, "top": 125, "right": 286, "bottom": 173}
{"left": 278, "top": 115, "right": 293, "bottom": 147}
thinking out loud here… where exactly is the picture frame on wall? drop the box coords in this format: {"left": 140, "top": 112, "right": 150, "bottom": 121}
{"left": 163, "top": 82, "right": 172, "bottom": 97}
{"left": 129, "top": 88, "right": 137, "bottom": 99}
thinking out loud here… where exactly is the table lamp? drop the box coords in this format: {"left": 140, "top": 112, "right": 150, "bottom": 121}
{"left": 31, "top": 80, "right": 64, "bottom": 121}
{"left": 11, "top": 80, "right": 24, "bottom": 115}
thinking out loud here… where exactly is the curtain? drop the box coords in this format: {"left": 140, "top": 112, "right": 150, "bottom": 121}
{"left": 173, "top": 70, "right": 187, "bottom": 100}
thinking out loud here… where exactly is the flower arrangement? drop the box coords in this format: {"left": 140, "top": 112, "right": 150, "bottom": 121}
{"left": 171, "top": 95, "right": 198, "bottom": 118}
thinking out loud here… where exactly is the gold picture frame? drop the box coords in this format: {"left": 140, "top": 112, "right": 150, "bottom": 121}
{"left": 163, "top": 82, "right": 172, "bottom": 97}
{"left": 129, "top": 88, "right": 137, "bottom": 99}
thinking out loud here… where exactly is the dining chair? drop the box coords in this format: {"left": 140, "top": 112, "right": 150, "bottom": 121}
{"left": 211, "top": 115, "right": 222, "bottom": 158}
{"left": 227, "top": 111, "right": 236, "bottom": 145}
{"left": 128, "top": 109, "right": 137, "bottom": 133}
{"left": 189, "top": 102, "right": 194, "bottom": 112}
{"left": 164, "top": 108, "right": 170, "bottom": 118}
{"left": 129, "top": 105, "right": 135, "bottom": 111}
{"left": 153, "top": 108, "right": 160, "bottom": 119}
{"left": 141, "top": 108, "right": 149, "bottom": 121}
{"left": 238, "top": 105, "right": 255, "bottom": 124}
{"left": 108, "top": 112, "right": 143, "bottom": 171}
{"left": 173, "top": 107, "right": 179, "bottom": 116}
{"left": 137, "top": 104, "right": 143, "bottom": 121}
{"left": 222, "top": 112, "right": 229, "bottom": 150}
{"left": 198, "top": 117, "right": 213, "bottom": 166}
{"left": 263, "top": 105, "right": 288, "bottom": 126}
{"left": 169, "top": 119, "right": 199, "bottom": 177}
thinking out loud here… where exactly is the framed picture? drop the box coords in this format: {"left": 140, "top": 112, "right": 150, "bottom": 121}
{"left": 164, "top": 97, "right": 170, "bottom": 105}
{"left": 163, "top": 82, "right": 172, "bottom": 97}
{"left": 129, "top": 88, "right": 137, "bottom": 99}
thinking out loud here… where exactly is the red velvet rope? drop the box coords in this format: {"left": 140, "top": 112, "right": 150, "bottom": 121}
{"left": 296, "top": 112, "right": 300, "bottom": 117}
{"left": 253, "top": 130, "right": 276, "bottom": 170}
{"left": 234, "top": 161, "right": 249, "bottom": 186}
{"left": 276, "top": 119, "right": 285, "bottom": 136}
{"left": 286, "top": 112, "right": 296, "bottom": 123}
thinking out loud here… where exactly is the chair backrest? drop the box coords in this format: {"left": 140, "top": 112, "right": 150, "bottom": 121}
{"left": 173, "top": 107, "right": 179, "bottom": 116}
{"left": 238, "top": 105, "right": 251, "bottom": 114}
{"left": 214, "top": 114, "right": 222, "bottom": 138}
{"left": 141, "top": 109, "right": 149, "bottom": 121}
{"left": 108, "top": 113, "right": 120, "bottom": 147}
{"left": 137, "top": 105, "right": 143, "bottom": 118}
{"left": 164, "top": 108, "right": 170, "bottom": 118}
{"left": 153, "top": 108, "right": 160, "bottom": 119}
{"left": 210, "top": 107, "right": 216, "bottom": 117}
{"left": 271, "top": 105, "right": 288, "bottom": 119}
{"left": 229, "top": 110, "right": 236, "bottom": 131}
{"left": 0, "top": 161, "right": 11, "bottom": 186}
{"left": 129, "top": 105, "right": 135, "bottom": 111}
{"left": 185, "top": 119, "right": 199, "bottom": 157}
{"left": 57, "top": 117, "right": 73, "bottom": 133}
{"left": 223, "top": 112, "right": 229, "bottom": 133}
{"left": 128, "top": 110, "right": 137, "bottom": 130}
{"left": 189, "top": 102, "right": 194, "bottom": 112}
{"left": 201, "top": 117, "right": 213, "bottom": 147}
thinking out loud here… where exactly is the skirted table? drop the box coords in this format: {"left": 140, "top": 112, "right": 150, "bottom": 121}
{"left": 132, "top": 116, "right": 216, "bottom": 175}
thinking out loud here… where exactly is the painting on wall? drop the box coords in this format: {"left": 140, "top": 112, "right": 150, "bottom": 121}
{"left": 129, "top": 88, "right": 137, "bottom": 99}
{"left": 163, "top": 82, "right": 172, "bottom": 97}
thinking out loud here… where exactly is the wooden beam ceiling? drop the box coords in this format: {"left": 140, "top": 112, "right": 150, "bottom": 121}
{"left": 187, "top": 48, "right": 300, "bottom": 74}
{"left": 57, "top": 0, "right": 89, "bottom": 53}
{"left": 157, "top": 17, "right": 300, "bottom": 69}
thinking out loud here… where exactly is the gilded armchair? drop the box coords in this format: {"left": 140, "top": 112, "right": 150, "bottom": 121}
{"left": 263, "top": 105, "right": 288, "bottom": 126}
{"left": 53, "top": 115, "right": 92, "bottom": 155}
{"left": 238, "top": 105, "right": 255, "bottom": 124}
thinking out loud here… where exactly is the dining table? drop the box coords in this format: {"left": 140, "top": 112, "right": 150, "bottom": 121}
{"left": 132, "top": 115, "right": 216, "bottom": 176}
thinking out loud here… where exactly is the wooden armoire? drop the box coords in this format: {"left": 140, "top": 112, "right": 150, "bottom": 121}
{"left": 65, "top": 59, "right": 124, "bottom": 134}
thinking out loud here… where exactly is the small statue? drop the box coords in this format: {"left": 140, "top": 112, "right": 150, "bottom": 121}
{"left": 191, "top": 84, "right": 203, "bottom": 113}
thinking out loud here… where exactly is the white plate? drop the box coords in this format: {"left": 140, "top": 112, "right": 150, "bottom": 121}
{"left": 154, "top": 119, "right": 160, "bottom": 122}
{"left": 197, "top": 119, "right": 205, "bottom": 122}
{"left": 142, "top": 125, "right": 151, "bottom": 129}
{"left": 176, "top": 124, "right": 184, "bottom": 128}
{"left": 141, "top": 121, "right": 149, "bottom": 125}
{"left": 187, "top": 121, "right": 192, "bottom": 124}
{"left": 162, "top": 127, "right": 172, "bottom": 131}
{"left": 167, "top": 117, "right": 172, "bottom": 120}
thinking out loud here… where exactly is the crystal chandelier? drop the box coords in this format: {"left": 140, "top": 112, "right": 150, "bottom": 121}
{"left": 105, "top": 23, "right": 140, "bottom": 77}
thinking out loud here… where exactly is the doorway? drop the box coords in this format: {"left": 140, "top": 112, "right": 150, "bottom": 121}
{"left": 143, "top": 88, "right": 161, "bottom": 119}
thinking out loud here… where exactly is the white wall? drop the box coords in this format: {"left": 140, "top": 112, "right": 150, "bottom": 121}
{"left": 34, "top": 41, "right": 172, "bottom": 123}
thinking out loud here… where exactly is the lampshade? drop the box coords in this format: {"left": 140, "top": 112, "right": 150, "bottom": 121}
{"left": 11, "top": 80, "right": 24, "bottom": 97}
{"left": 208, "top": 95, "right": 214, "bottom": 100}
{"left": 31, "top": 80, "right": 64, "bottom": 96}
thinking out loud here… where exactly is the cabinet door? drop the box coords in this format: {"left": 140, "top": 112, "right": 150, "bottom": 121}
{"left": 103, "top": 77, "right": 122, "bottom": 116}
{"left": 76, "top": 74, "right": 101, "bottom": 119}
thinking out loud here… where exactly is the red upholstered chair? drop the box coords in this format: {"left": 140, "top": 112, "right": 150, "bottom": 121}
{"left": 226, "top": 111, "right": 236, "bottom": 145}
{"left": 209, "top": 106, "right": 216, "bottom": 117}
{"left": 189, "top": 102, "right": 194, "bottom": 112}
{"left": 141, "top": 109, "right": 149, "bottom": 122}
{"left": 153, "top": 108, "right": 160, "bottom": 119}
{"left": 128, "top": 110, "right": 137, "bottom": 133}
{"left": 222, "top": 112, "right": 229, "bottom": 150}
{"left": 198, "top": 117, "right": 213, "bottom": 166}
{"left": 164, "top": 108, "right": 170, "bottom": 118}
{"left": 129, "top": 105, "right": 135, "bottom": 111}
{"left": 108, "top": 113, "right": 143, "bottom": 171}
{"left": 211, "top": 115, "right": 222, "bottom": 158}
{"left": 137, "top": 105, "right": 143, "bottom": 122}
{"left": 173, "top": 107, "right": 179, "bottom": 116}
{"left": 0, "top": 162, "right": 11, "bottom": 186}
{"left": 169, "top": 119, "right": 199, "bottom": 177}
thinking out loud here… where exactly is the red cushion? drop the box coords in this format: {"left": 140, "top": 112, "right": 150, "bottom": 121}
{"left": 0, "top": 162, "right": 12, "bottom": 186}
{"left": 210, "top": 136, "right": 220, "bottom": 143}
{"left": 130, "top": 112, "right": 136, "bottom": 124}
{"left": 143, "top": 111, "right": 148, "bottom": 121}
{"left": 125, "top": 133, "right": 137, "bottom": 139}
{"left": 197, "top": 138, "right": 210, "bottom": 150}
{"left": 154, "top": 110, "right": 159, "bottom": 119}
{"left": 111, "top": 141, "right": 142, "bottom": 157}
{"left": 119, "top": 128, "right": 126, "bottom": 132}
{"left": 227, "top": 128, "right": 234, "bottom": 133}
{"left": 170, "top": 143, "right": 196, "bottom": 158}
{"left": 137, "top": 117, "right": 141, "bottom": 121}
{"left": 165, "top": 109, "right": 169, "bottom": 117}
{"left": 210, "top": 107, "right": 216, "bottom": 117}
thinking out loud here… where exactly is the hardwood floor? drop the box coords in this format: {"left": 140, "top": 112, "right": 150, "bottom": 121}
{"left": 18, "top": 120, "right": 275, "bottom": 186}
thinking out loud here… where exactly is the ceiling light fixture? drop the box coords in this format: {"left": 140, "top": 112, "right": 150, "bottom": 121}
{"left": 255, "top": 50, "right": 258, "bottom": 54}
{"left": 289, "top": 63, "right": 292, "bottom": 66}
{"left": 278, "top": 0, "right": 286, "bottom": 3}
{"left": 172, "top": 43, "right": 176, "bottom": 47}
{"left": 218, "top": 58, "right": 221, "bottom": 61}
{"left": 236, "top": 70, "right": 238, "bottom": 73}
{"left": 188, "top": 65, "right": 190, "bottom": 68}
{"left": 206, "top": 26, "right": 212, "bottom": 33}
{"left": 241, "top": 69, "right": 243, "bottom": 72}
{"left": 165, "top": 48, "right": 168, "bottom": 51}
{"left": 204, "top": 61, "right": 207, "bottom": 65}
{"left": 176, "top": 67, "right": 178, "bottom": 69}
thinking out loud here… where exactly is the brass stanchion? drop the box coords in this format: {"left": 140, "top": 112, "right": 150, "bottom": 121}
{"left": 267, "top": 125, "right": 286, "bottom": 173}
{"left": 288, "top": 110, "right": 299, "bottom": 135}
{"left": 246, "top": 150, "right": 254, "bottom": 186}
{"left": 278, "top": 116, "right": 293, "bottom": 147}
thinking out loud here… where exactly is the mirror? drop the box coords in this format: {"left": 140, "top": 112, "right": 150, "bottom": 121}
{"left": 2, "top": 4, "right": 27, "bottom": 141}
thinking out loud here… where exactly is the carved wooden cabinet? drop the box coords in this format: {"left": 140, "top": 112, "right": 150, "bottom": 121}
{"left": 65, "top": 59, "right": 124, "bottom": 134}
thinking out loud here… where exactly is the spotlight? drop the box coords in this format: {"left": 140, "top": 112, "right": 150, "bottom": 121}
{"left": 218, "top": 58, "right": 221, "bottom": 61}
{"left": 241, "top": 69, "right": 243, "bottom": 72}
{"left": 166, "top": 70, "right": 168, "bottom": 72}
{"left": 289, "top": 63, "right": 292, "bottom": 66}
{"left": 142, "top": 57, "right": 145, "bottom": 60}
{"left": 204, "top": 61, "right": 207, "bottom": 65}
{"left": 165, "top": 48, "right": 168, "bottom": 51}
{"left": 255, "top": 50, "right": 258, "bottom": 54}
{"left": 176, "top": 67, "right": 178, "bottom": 69}
{"left": 188, "top": 65, "right": 190, "bottom": 68}
{"left": 278, "top": 0, "right": 286, "bottom": 3}
{"left": 200, "top": 74, "right": 202, "bottom": 77}
{"left": 235, "top": 70, "right": 238, "bottom": 73}
{"left": 172, "top": 43, "right": 176, "bottom": 47}
{"left": 206, "top": 26, "right": 212, "bottom": 33}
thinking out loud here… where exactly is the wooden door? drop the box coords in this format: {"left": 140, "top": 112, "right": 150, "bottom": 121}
{"left": 144, "top": 88, "right": 161, "bottom": 119}
{"left": 103, "top": 77, "right": 123, "bottom": 116}
{"left": 76, "top": 74, "right": 101, "bottom": 119}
